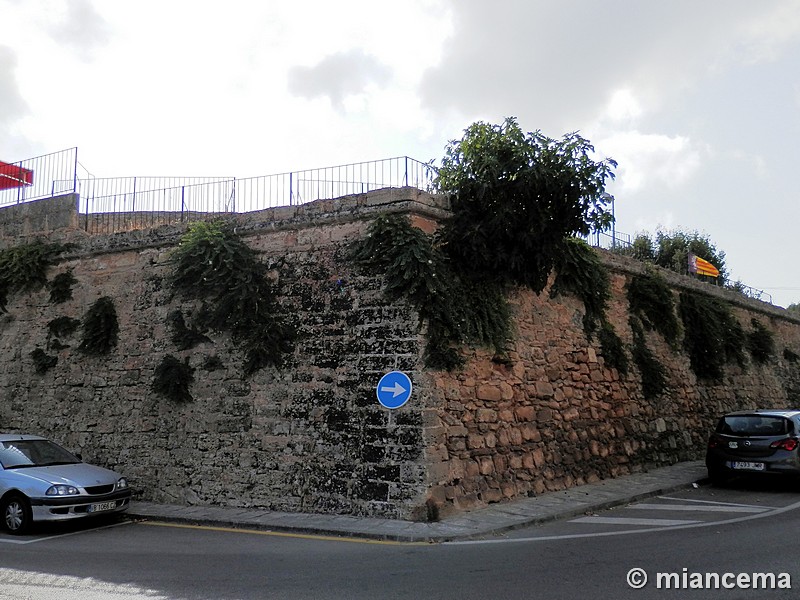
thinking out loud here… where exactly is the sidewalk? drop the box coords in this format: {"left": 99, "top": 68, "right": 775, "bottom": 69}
{"left": 126, "top": 460, "right": 707, "bottom": 543}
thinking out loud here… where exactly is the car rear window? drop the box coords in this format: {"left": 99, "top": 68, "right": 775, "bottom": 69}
{"left": 718, "top": 415, "right": 790, "bottom": 437}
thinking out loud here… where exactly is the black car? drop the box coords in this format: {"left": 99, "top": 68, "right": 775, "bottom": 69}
{"left": 706, "top": 410, "right": 800, "bottom": 484}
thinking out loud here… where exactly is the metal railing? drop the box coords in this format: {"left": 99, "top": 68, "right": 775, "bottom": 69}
{"left": 0, "top": 148, "right": 78, "bottom": 205}
{"left": 76, "top": 156, "right": 436, "bottom": 232}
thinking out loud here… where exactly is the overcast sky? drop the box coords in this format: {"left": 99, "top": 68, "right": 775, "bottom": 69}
{"left": 2, "top": 1, "right": 799, "bottom": 307}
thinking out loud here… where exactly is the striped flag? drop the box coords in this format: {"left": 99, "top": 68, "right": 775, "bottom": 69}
{"left": 688, "top": 252, "right": 719, "bottom": 278}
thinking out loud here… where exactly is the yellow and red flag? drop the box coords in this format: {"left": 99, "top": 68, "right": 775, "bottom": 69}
{"left": 688, "top": 253, "right": 719, "bottom": 278}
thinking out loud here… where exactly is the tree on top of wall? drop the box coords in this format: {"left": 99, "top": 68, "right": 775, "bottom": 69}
{"left": 434, "top": 117, "right": 618, "bottom": 293}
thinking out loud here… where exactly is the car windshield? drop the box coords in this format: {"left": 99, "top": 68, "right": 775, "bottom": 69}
{"left": 0, "top": 439, "right": 81, "bottom": 469}
{"left": 718, "top": 415, "right": 790, "bottom": 437}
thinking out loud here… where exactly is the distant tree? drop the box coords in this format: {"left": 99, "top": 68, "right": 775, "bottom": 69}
{"left": 788, "top": 303, "right": 800, "bottom": 316}
{"left": 622, "top": 228, "right": 727, "bottom": 284}
{"left": 434, "top": 117, "right": 617, "bottom": 292}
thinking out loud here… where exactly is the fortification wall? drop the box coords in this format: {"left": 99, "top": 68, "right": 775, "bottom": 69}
{"left": 1, "top": 190, "right": 799, "bottom": 520}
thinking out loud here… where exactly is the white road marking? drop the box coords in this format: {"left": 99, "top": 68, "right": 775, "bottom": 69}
{"left": 444, "top": 499, "right": 800, "bottom": 546}
{"left": 0, "top": 520, "right": 132, "bottom": 545}
{"left": 627, "top": 503, "right": 769, "bottom": 513}
{"left": 657, "top": 495, "right": 778, "bottom": 509}
{"left": 570, "top": 516, "right": 700, "bottom": 527}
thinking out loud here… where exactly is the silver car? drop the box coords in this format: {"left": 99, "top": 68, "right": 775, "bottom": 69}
{"left": 0, "top": 434, "right": 131, "bottom": 534}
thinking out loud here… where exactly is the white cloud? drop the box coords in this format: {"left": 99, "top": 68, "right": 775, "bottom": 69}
{"left": 599, "top": 131, "right": 704, "bottom": 193}
{"left": 288, "top": 50, "right": 392, "bottom": 111}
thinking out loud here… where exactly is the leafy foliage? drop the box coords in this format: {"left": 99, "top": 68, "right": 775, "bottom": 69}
{"left": 171, "top": 221, "right": 294, "bottom": 374}
{"left": 629, "top": 317, "right": 668, "bottom": 399}
{"left": 167, "top": 309, "right": 211, "bottom": 351}
{"left": 350, "top": 214, "right": 511, "bottom": 369}
{"left": 785, "top": 348, "right": 799, "bottom": 363}
{"left": 679, "top": 291, "right": 745, "bottom": 380}
{"left": 47, "top": 316, "right": 81, "bottom": 338}
{"left": 598, "top": 321, "right": 628, "bottom": 375}
{"left": 622, "top": 229, "right": 727, "bottom": 284}
{"left": 434, "top": 117, "right": 617, "bottom": 292}
{"left": 0, "top": 241, "right": 70, "bottom": 311}
{"left": 78, "top": 297, "right": 119, "bottom": 355}
{"left": 747, "top": 319, "right": 774, "bottom": 364}
{"left": 626, "top": 270, "right": 680, "bottom": 346}
{"left": 49, "top": 269, "right": 78, "bottom": 304}
{"left": 30, "top": 348, "right": 57, "bottom": 374}
{"left": 152, "top": 355, "right": 195, "bottom": 402}
{"left": 550, "top": 237, "right": 610, "bottom": 336}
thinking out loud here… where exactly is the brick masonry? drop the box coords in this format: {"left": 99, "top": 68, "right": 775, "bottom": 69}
{"left": 1, "top": 190, "right": 799, "bottom": 520}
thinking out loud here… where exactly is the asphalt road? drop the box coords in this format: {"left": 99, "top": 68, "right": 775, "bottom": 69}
{"left": 2, "top": 481, "right": 799, "bottom": 599}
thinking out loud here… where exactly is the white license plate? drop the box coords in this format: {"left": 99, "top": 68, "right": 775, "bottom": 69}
{"left": 89, "top": 501, "right": 117, "bottom": 513}
{"left": 730, "top": 461, "right": 765, "bottom": 471}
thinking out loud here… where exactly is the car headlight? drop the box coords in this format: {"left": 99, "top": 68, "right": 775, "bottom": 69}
{"left": 116, "top": 477, "right": 128, "bottom": 490}
{"left": 46, "top": 485, "right": 79, "bottom": 496}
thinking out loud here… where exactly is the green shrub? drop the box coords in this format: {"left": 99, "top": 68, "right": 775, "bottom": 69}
{"left": 78, "top": 297, "right": 119, "bottom": 355}
{"left": 152, "top": 355, "right": 194, "bottom": 402}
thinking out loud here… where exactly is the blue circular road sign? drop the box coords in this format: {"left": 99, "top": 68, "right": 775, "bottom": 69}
{"left": 376, "top": 371, "right": 413, "bottom": 410}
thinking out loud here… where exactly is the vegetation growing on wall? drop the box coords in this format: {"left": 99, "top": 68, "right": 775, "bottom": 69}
{"left": 629, "top": 317, "right": 668, "bottom": 398}
{"left": 597, "top": 321, "right": 628, "bottom": 375}
{"left": 350, "top": 214, "right": 510, "bottom": 369}
{"left": 620, "top": 229, "right": 727, "bottom": 285}
{"left": 78, "top": 296, "right": 119, "bottom": 355}
{"left": 30, "top": 348, "right": 57, "bottom": 374}
{"left": 167, "top": 309, "right": 211, "bottom": 350}
{"left": 152, "top": 355, "right": 194, "bottom": 402}
{"left": 49, "top": 269, "right": 77, "bottom": 304}
{"left": 679, "top": 291, "right": 745, "bottom": 380}
{"left": 748, "top": 319, "right": 775, "bottom": 364}
{"left": 0, "top": 241, "right": 70, "bottom": 311}
{"left": 550, "top": 237, "right": 610, "bottom": 336}
{"left": 626, "top": 270, "right": 680, "bottom": 347}
{"left": 434, "top": 117, "right": 617, "bottom": 293}
{"left": 171, "top": 221, "right": 295, "bottom": 374}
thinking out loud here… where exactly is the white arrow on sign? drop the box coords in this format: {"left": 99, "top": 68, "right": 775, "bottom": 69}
{"left": 379, "top": 382, "right": 407, "bottom": 398}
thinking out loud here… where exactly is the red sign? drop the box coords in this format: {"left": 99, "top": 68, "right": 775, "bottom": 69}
{"left": 0, "top": 160, "right": 34, "bottom": 190}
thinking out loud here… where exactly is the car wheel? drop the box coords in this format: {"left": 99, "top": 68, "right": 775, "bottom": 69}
{"left": 2, "top": 494, "right": 32, "bottom": 535}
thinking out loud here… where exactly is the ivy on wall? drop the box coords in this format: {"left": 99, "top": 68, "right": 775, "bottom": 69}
{"left": 49, "top": 269, "right": 78, "bottom": 304}
{"left": 629, "top": 316, "right": 668, "bottom": 399}
{"left": 350, "top": 214, "right": 511, "bottom": 370}
{"left": 679, "top": 290, "right": 745, "bottom": 380}
{"left": 170, "top": 221, "right": 295, "bottom": 374}
{"left": 152, "top": 354, "right": 194, "bottom": 402}
{"left": 78, "top": 297, "right": 119, "bottom": 355}
{"left": 748, "top": 319, "right": 775, "bottom": 364}
{"left": 626, "top": 270, "right": 680, "bottom": 347}
{"left": 0, "top": 241, "right": 71, "bottom": 312}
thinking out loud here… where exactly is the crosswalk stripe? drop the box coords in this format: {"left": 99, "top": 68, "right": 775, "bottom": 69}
{"left": 627, "top": 503, "right": 769, "bottom": 514}
{"left": 570, "top": 516, "right": 700, "bottom": 527}
{"left": 658, "top": 495, "right": 777, "bottom": 509}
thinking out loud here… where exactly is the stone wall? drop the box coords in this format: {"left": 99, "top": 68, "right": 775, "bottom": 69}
{"left": 425, "top": 254, "right": 800, "bottom": 514}
{"left": 0, "top": 193, "right": 78, "bottom": 242}
{"left": 0, "top": 188, "right": 447, "bottom": 519}
{"left": 2, "top": 189, "right": 800, "bottom": 520}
